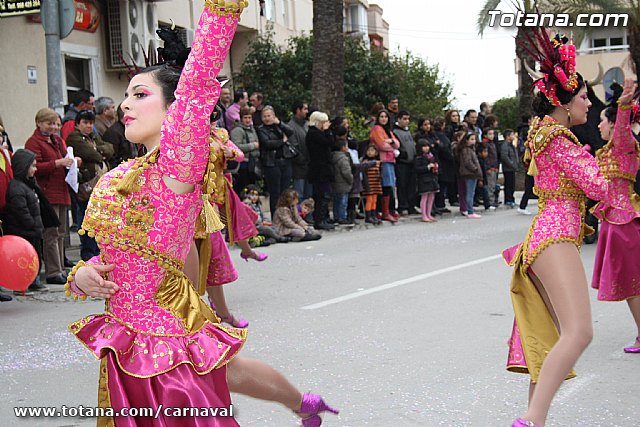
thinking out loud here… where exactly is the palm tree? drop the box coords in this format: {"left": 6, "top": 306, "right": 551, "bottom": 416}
{"left": 547, "top": 0, "right": 639, "bottom": 74}
{"left": 312, "top": 0, "right": 345, "bottom": 117}
{"left": 477, "top": 0, "right": 538, "bottom": 117}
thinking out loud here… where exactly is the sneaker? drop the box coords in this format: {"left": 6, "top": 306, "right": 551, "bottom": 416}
{"left": 28, "top": 282, "right": 49, "bottom": 292}
{"left": 467, "top": 213, "right": 482, "bottom": 219}
{"left": 46, "top": 273, "right": 67, "bottom": 285}
{"left": 0, "top": 293, "right": 13, "bottom": 302}
{"left": 517, "top": 208, "right": 532, "bottom": 215}
{"left": 460, "top": 211, "right": 468, "bottom": 216}
{"left": 488, "top": 206, "right": 496, "bottom": 211}
{"left": 14, "top": 289, "right": 34, "bottom": 296}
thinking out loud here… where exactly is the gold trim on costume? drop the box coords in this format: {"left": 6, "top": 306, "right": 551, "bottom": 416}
{"left": 205, "top": 0, "right": 249, "bottom": 17}
{"left": 97, "top": 357, "right": 115, "bottom": 427}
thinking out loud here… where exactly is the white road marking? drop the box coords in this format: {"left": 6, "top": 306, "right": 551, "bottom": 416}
{"left": 301, "top": 254, "right": 503, "bottom": 310}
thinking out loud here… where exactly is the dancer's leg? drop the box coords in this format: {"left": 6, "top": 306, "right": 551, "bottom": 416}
{"left": 627, "top": 296, "right": 640, "bottom": 347}
{"left": 227, "top": 357, "right": 302, "bottom": 410}
{"left": 206, "top": 286, "right": 232, "bottom": 318}
{"left": 237, "top": 238, "right": 256, "bottom": 257}
{"left": 521, "top": 242, "right": 593, "bottom": 426}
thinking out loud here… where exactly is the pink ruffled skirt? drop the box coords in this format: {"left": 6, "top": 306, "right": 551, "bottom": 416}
{"left": 103, "top": 352, "right": 239, "bottom": 427}
{"left": 207, "top": 231, "right": 238, "bottom": 287}
{"left": 220, "top": 181, "right": 258, "bottom": 244}
{"left": 592, "top": 219, "right": 640, "bottom": 301}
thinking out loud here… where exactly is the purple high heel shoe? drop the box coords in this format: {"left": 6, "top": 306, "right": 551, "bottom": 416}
{"left": 623, "top": 336, "right": 640, "bottom": 353}
{"left": 511, "top": 418, "right": 539, "bottom": 427}
{"left": 295, "top": 393, "right": 339, "bottom": 427}
{"left": 240, "top": 251, "right": 268, "bottom": 262}
{"left": 208, "top": 298, "right": 248, "bottom": 328}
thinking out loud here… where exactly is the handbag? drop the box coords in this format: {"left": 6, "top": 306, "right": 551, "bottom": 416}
{"left": 282, "top": 141, "right": 299, "bottom": 159}
{"left": 77, "top": 161, "right": 107, "bottom": 202}
{"left": 35, "top": 186, "right": 60, "bottom": 228}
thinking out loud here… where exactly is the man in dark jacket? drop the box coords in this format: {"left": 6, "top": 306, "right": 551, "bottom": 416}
{"left": 61, "top": 89, "right": 95, "bottom": 140}
{"left": 4, "top": 149, "right": 48, "bottom": 293}
{"left": 500, "top": 129, "right": 519, "bottom": 207}
{"left": 288, "top": 101, "right": 311, "bottom": 200}
{"left": 393, "top": 111, "right": 417, "bottom": 215}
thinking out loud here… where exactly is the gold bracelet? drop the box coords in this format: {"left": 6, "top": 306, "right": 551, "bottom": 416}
{"left": 205, "top": 0, "right": 249, "bottom": 17}
{"left": 65, "top": 260, "right": 88, "bottom": 301}
{"left": 618, "top": 102, "right": 634, "bottom": 111}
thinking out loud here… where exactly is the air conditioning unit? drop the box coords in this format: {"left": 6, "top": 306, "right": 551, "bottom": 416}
{"left": 106, "top": 0, "right": 156, "bottom": 70}
{"left": 141, "top": 1, "right": 158, "bottom": 60}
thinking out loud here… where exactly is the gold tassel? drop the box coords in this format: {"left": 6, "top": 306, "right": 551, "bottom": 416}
{"left": 196, "top": 237, "right": 212, "bottom": 296}
{"left": 202, "top": 195, "right": 224, "bottom": 233}
{"left": 527, "top": 156, "right": 539, "bottom": 176}
{"left": 116, "top": 167, "right": 142, "bottom": 195}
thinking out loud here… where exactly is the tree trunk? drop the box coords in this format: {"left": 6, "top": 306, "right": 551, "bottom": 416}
{"left": 516, "top": 27, "right": 535, "bottom": 118}
{"left": 628, "top": 16, "right": 640, "bottom": 76}
{"left": 312, "top": 0, "right": 344, "bottom": 117}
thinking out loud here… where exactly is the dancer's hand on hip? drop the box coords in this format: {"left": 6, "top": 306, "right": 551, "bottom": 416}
{"left": 75, "top": 264, "right": 119, "bottom": 299}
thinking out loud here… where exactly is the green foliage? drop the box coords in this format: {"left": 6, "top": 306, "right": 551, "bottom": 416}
{"left": 344, "top": 107, "right": 370, "bottom": 141}
{"left": 492, "top": 96, "right": 520, "bottom": 131}
{"left": 235, "top": 31, "right": 452, "bottom": 122}
{"left": 391, "top": 51, "right": 452, "bottom": 121}
{"left": 234, "top": 32, "right": 312, "bottom": 120}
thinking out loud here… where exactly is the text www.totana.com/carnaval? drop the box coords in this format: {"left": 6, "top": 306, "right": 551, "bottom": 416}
{"left": 13, "top": 404, "right": 235, "bottom": 418}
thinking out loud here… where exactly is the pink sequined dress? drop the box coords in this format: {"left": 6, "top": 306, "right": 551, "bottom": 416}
{"left": 204, "top": 128, "right": 258, "bottom": 287}
{"left": 65, "top": 5, "right": 247, "bottom": 426}
{"left": 591, "top": 106, "right": 640, "bottom": 301}
{"left": 502, "top": 115, "right": 618, "bottom": 382}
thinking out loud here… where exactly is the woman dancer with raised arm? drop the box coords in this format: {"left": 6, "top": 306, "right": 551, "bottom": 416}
{"left": 591, "top": 78, "right": 640, "bottom": 354}
{"left": 503, "top": 31, "right": 621, "bottom": 427}
{"left": 64, "top": 3, "right": 249, "bottom": 425}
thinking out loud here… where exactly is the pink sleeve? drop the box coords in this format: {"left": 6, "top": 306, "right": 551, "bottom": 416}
{"left": 611, "top": 107, "right": 639, "bottom": 166}
{"left": 158, "top": 9, "right": 239, "bottom": 184}
{"left": 227, "top": 138, "right": 245, "bottom": 162}
{"left": 547, "top": 135, "right": 610, "bottom": 202}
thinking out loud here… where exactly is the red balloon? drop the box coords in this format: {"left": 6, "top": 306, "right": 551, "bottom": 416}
{"left": 0, "top": 235, "right": 39, "bottom": 291}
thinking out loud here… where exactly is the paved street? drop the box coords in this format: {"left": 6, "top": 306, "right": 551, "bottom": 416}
{"left": 1, "top": 200, "right": 638, "bottom": 427}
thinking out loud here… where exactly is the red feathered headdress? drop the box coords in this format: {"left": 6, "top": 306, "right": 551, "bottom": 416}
{"left": 519, "top": 28, "right": 579, "bottom": 107}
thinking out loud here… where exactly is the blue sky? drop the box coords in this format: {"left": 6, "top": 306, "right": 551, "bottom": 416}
{"left": 372, "top": 0, "right": 519, "bottom": 113}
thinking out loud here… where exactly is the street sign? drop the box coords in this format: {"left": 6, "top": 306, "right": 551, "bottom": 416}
{"left": 58, "top": 0, "right": 74, "bottom": 38}
{"left": 40, "top": 0, "right": 75, "bottom": 39}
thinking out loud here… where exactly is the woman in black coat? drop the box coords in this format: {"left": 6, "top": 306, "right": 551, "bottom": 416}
{"left": 256, "top": 106, "right": 294, "bottom": 215}
{"left": 305, "top": 111, "right": 335, "bottom": 230}
{"left": 4, "top": 149, "right": 47, "bottom": 292}
{"left": 432, "top": 117, "right": 456, "bottom": 210}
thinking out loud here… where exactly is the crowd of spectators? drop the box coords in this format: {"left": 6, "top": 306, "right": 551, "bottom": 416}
{"left": 0, "top": 88, "right": 533, "bottom": 300}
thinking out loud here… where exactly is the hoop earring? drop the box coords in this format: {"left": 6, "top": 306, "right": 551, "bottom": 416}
{"left": 566, "top": 108, "right": 571, "bottom": 125}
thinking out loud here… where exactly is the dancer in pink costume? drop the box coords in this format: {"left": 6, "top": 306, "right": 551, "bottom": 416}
{"left": 591, "top": 78, "right": 640, "bottom": 354}
{"left": 64, "top": 3, "right": 248, "bottom": 425}
{"left": 199, "top": 112, "right": 267, "bottom": 328}
{"left": 503, "top": 30, "right": 623, "bottom": 427}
